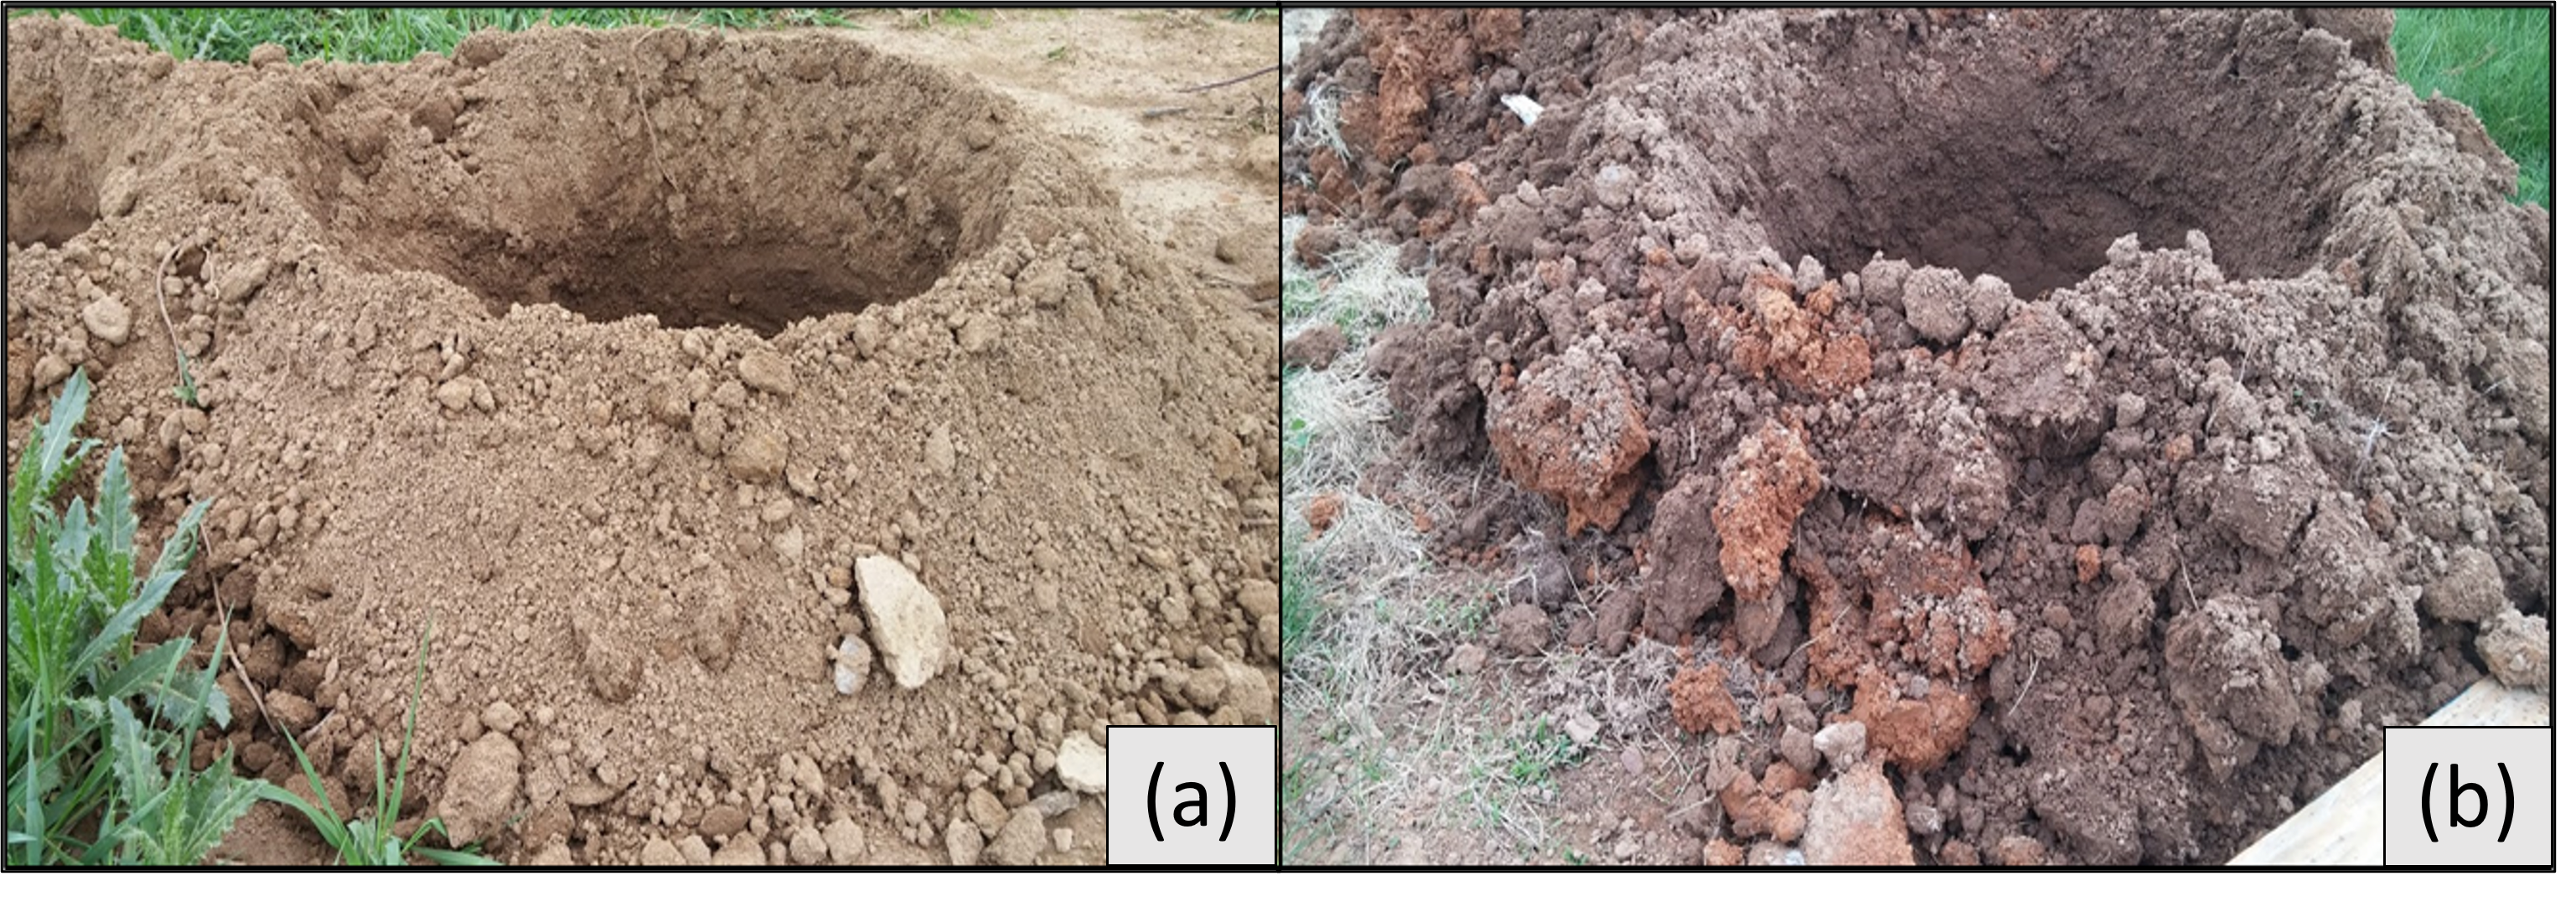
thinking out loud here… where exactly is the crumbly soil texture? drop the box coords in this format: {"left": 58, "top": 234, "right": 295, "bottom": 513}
{"left": 8, "top": 15, "right": 1280, "bottom": 865}
{"left": 1289, "top": 8, "right": 2549, "bottom": 865}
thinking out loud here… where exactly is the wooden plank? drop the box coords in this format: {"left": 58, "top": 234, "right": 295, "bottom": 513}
{"left": 2230, "top": 678, "right": 2550, "bottom": 865}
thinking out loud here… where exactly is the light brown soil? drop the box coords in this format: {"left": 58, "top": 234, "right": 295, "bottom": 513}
{"left": 820, "top": 10, "right": 1282, "bottom": 305}
{"left": 8, "top": 10, "right": 1278, "bottom": 866}
{"left": 1290, "top": 8, "right": 2548, "bottom": 865}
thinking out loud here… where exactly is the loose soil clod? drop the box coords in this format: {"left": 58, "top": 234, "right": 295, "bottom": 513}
{"left": 1291, "top": 8, "right": 2548, "bottom": 865}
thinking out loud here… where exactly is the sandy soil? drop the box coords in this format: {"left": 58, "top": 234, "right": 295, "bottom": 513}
{"left": 7, "top": 9, "right": 1279, "bottom": 866}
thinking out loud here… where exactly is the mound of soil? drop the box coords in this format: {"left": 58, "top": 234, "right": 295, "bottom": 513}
{"left": 1290, "top": 8, "right": 2548, "bottom": 865}
{"left": 8, "top": 16, "right": 1278, "bottom": 865}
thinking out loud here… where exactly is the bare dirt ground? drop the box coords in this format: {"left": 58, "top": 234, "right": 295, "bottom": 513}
{"left": 1283, "top": 8, "right": 2548, "bottom": 866}
{"left": 7, "top": 9, "right": 1279, "bottom": 866}
{"left": 826, "top": 10, "right": 1282, "bottom": 306}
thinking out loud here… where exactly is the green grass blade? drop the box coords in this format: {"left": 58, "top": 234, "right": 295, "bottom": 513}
{"left": 101, "top": 697, "right": 158, "bottom": 810}
{"left": 9, "top": 370, "right": 96, "bottom": 551}
{"left": 142, "top": 498, "right": 213, "bottom": 591}
{"left": 10, "top": 743, "right": 49, "bottom": 863}
{"left": 94, "top": 448, "right": 136, "bottom": 561}
{"left": 133, "top": 10, "right": 173, "bottom": 57}
{"left": 163, "top": 764, "right": 268, "bottom": 864}
{"left": 256, "top": 729, "right": 351, "bottom": 854}
{"left": 388, "top": 615, "right": 433, "bottom": 840}
{"left": 53, "top": 500, "right": 96, "bottom": 617}
{"left": 89, "top": 449, "right": 138, "bottom": 613}
{"left": 416, "top": 845, "right": 503, "bottom": 867}
{"left": 372, "top": 738, "right": 393, "bottom": 846}
{"left": 94, "top": 638, "right": 189, "bottom": 701}
{"left": 189, "top": 619, "right": 233, "bottom": 733}
{"left": 141, "top": 654, "right": 225, "bottom": 733}
{"left": 67, "top": 563, "right": 182, "bottom": 681}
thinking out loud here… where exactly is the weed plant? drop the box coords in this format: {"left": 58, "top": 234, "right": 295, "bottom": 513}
{"left": 6, "top": 371, "right": 251, "bottom": 865}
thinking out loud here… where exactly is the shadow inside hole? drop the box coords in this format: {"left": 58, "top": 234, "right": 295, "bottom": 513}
{"left": 6, "top": 134, "right": 101, "bottom": 248}
{"left": 398, "top": 215, "right": 953, "bottom": 337}
{"left": 296, "top": 34, "right": 1020, "bottom": 338}
{"left": 1746, "top": 17, "right": 2345, "bottom": 297}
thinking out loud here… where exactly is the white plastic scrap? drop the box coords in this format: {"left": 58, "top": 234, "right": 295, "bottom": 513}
{"left": 1500, "top": 93, "right": 1544, "bottom": 126}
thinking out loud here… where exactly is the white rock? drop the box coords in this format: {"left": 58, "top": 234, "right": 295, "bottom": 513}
{"left": 639, "top": 837, "right": 684, "bottom": 866}
{"left": 958, "top": 313, "right": 1001, "bottom": 355}
{"left": 1219, "top": 660, "right": 1277, "bottom": 725}
{"left": 924, "top": 424, "right": 956, "bottom": 477}
{"left": 788, "top": 824, "right": 827, "bottom": 865}
{"left": 944, "top": 818, "right": 983, "bottom": 866}
{"left": 1564, "top": 709, "right": 1603, "bottom": 747}
{"left": 711, "top": 833, "right": 766, "bottom": 866}
{"left": 1056, "top": 734, "right": 1108, "bottom": 795}
{"left": 436, "top": 377, "right": 481, "bottom": 412}
{"left": 479, "top": 700, "right": 523, "bottom": 733}
{"left": 987, "top": 806, "right": 1046, "bottom": 866}
{"left": 1500, "top": 93, "right": 1544, "bottom": 126}
{"left": 831, "top": 635, "right": 872, "bottom": 696}
{"left": 1815, "top": 721, "right": 1870, "bottom": 772}
{"left": 1032, "top": 790, "right": 1078, "bottom": 817}
{"left": 81, "top": 295, "right": 132, "bottom": 346}
{"left": 822, "top": 816, "right": 866, "bottom": 864}
{"left": 856, "top": 555, "right": 948, "bottom": 688}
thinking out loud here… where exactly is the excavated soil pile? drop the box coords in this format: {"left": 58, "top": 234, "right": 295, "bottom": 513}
{"left": 8, "top": 17, "right": 1279, "bottom": 865}
{"left": 1289, "top": 8, "right": 2548, "bottom": 865}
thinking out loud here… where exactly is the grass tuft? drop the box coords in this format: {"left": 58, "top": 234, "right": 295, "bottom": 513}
{"left": 1283, "top": 540, "right": 1316, "bottom": 661}
{"left": 2392, "top": 8, "right": 2551, "bottom": 206}
{"left": 260, "top": 618, "right": 496, "bottom": 866}
{"left": 10, "top": 8, "right": 865, "bottom": 64}
{"left": 7, "top": 370, "right": 256, "bottom": 865}
{"left": 1282, "top": 366, "right": 1395, "bottom": 495}
{"left": 897, "top": 8, "right": 993, "bottom": 31}
{"left": 1503, "top": 718, "right": 1579, "bottom": 788}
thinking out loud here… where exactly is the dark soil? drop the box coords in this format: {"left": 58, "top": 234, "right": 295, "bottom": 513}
{"left": 1289, "top": 8, "right": 2549, "bottom": 865}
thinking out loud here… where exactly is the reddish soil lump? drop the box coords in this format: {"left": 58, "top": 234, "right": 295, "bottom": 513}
{"left": 1716, "top": 273, "right": 1871, "bottom": 399}
{"left": 1486, "top": 336, "right": 1650, "bottom": 536}
{"left": 1668, "top": 661, "right": 1743, "bottom": 735}
{"left": 1342, "top": 9, "right": 1523, "bottom": 168}
{"left": 1710, "top": 418, "right": 1821, "bottom": 644}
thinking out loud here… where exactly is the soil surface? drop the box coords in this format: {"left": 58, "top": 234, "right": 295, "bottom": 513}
{"left": 1287, "top": 8, "right": 2549, "bottom": 865}
{"left": 8, "top": 10, "right": 1279, "bottom": 866}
